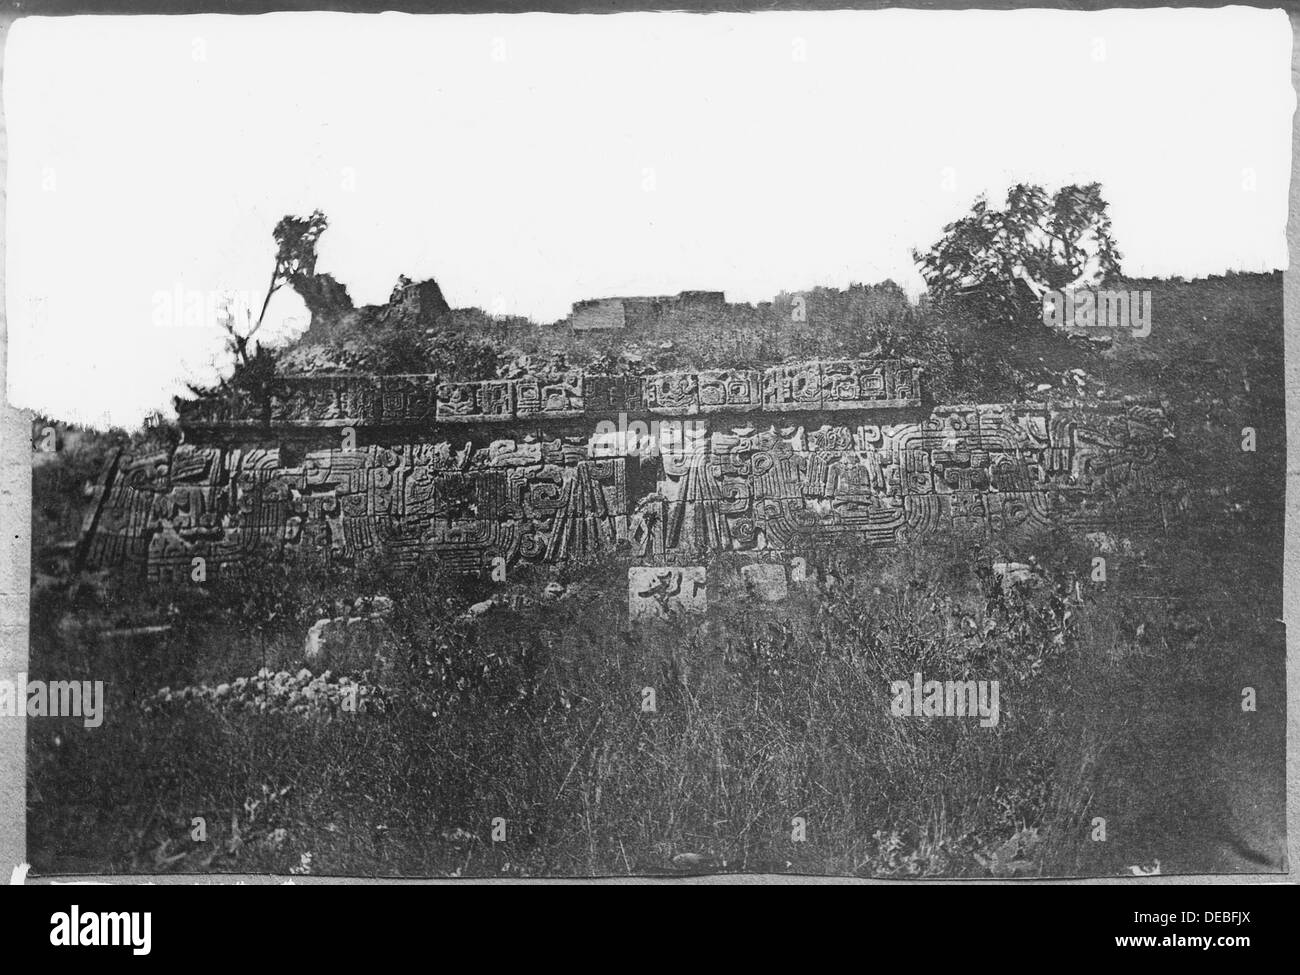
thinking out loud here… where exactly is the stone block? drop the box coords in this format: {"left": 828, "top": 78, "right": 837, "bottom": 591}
{"left": 628, "top": 565, "right": 706, "bottom": 621}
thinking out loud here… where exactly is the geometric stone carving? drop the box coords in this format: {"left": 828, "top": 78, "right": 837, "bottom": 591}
{"left": 178, "top": 359, "right": 922, "bottom": 429}
{"left": 515, "top": 371, "right": 584, "bottom": 419}
{"left": 763, "top": 362, "right": 823, "bottom": 412}
{"left": 89, "top": 366, "right": 1177, "bottom": 582}
{"left": 628, "top": 565, "right": 707, "bottom": 621}
{"left": 821, "top": 359, "right": 911, "bottom": 410}
{"left": 644, "top": 373, "right": 699, "bottom": 416}
{"left": 698, "top": 369, "right": 762, "bottom": 413}
{"left": 436, "top": 379, "right": 514, "bottom": 422}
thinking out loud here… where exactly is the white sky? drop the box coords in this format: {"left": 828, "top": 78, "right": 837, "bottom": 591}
{"left": 4, "top": 8, "right": 1293, "bottom": 427}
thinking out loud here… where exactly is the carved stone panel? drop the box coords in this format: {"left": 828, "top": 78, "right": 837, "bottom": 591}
{"left": 436, "top": 380, "right": 515, "bottom": 422}
{"left": 644, "top": 373, "right": 699, "bottom": 416}
{"left": 87, "top": 366, "right": 1176, "bottom": 580}
{"left": 698, "top": 369, "right": 763, "bottom": 414}
{"left": 628, "top": 565, "right": 707, "bottom": 621}
{"left": 763, "top": 362, "right": 823, "bottom": 412}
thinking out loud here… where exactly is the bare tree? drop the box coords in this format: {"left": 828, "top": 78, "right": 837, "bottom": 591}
{"left": 254, "top": 210, "right": 330, "bottom": 334}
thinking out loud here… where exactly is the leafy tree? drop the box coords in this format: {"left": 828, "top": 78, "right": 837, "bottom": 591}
{"left": 914, "top": 183, "right": 1122, "bottom": 327}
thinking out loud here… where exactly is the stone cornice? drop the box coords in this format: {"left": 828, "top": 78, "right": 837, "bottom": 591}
{"left": 177, "top": 360, "right": 923, "bottom": 430}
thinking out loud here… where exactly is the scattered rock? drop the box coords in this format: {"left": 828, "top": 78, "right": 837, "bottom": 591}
{"left": 353, "top": 595, "right": 394, "bottom": 617}
{"left": 303, "top": 615, "right": 391, "bottom": 673}
{"left": 254, "top": 827, "right": 290, "bottom": 853}
{"left": 99, "top": 624, "right": 173, "bottom": 640}
{"left": 992, "top": 561, "right": 1039, "bottom": 586}
{"left": 978, "top": 827, "right": 1040, "bottom": 878}
{"left": 670, "top": 851, "right": 720, "bottom": 873}
{"left": 147, "top": 669, "right": 377, "bottom": 715}
{"left": 1085, "top": 532, "right": 1118, "bottom": 554}
{"left": 304, "top": 618, "right": 332, "bottom": 661}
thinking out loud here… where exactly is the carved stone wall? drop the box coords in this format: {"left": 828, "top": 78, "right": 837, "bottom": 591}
{"left": 81, "top": 361, "right": 1179, "bottom": 581}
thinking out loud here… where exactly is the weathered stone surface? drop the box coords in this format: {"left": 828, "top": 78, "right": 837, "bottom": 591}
{"left": 515, "top": 372, "right": 584, "bottom": 419}
{"left": 821, "top": 359, "right": 914, "bottom": 410}
{"left": 628, "top": 566, "right": 707, "bottom": 621}
{"left": 698, "top": 369, "right": 762, "bottom": 413}
{"left": 436, "top": 379, "right": 514, "bottom": 422}
{"left": 644, "top": 372, "right": 699, "bottom": 416}
{"left": 89, "top": 366, "right": 1177, "bottom": 582}
{"left": 177, "top": 359, "right": 922, "bottom": 429}
{"left": 304, "top": 614, "right": 391, "bottom": 673}
{"left": 763, "top": 362, "right": 823, "bottom": 411}
{"left": 270, "top": 374, "right": 380, "bottom": 426}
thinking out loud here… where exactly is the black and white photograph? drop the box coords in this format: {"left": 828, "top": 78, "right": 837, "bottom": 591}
{"left": 0, "top": 1, "right": 1294, "bottom": 900}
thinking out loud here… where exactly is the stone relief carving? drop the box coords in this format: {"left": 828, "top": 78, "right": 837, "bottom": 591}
{"left": 628, "top": 566, "right": 707, "bottom": 621}
{"left": 177, "top": 360, "right": 923, "bottom": 429}
{"left": 94, "top": 362, "right": 1177, "bottom": 581}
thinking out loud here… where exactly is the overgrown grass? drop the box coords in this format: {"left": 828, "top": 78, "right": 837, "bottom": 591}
{"left": 28, "top": 518, "right": 1280, "bottom": 878}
